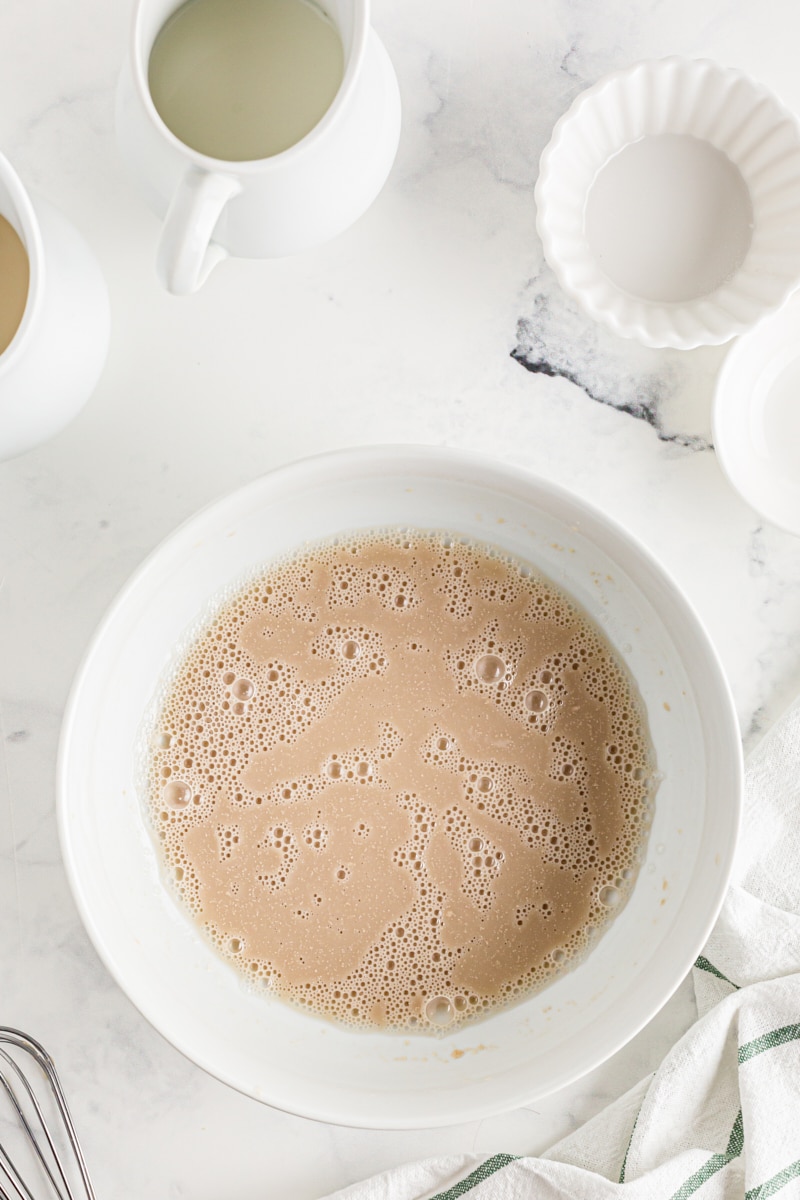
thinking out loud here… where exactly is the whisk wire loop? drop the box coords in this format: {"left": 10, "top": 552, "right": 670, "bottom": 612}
{"left": 0, "top": 1029, "right": 96, "bottom": 1200}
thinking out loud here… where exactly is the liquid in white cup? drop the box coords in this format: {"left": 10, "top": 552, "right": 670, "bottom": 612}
{"left": 148, "top": 0, "right": 345, "bottom": 161}
{"left": 0, "top": 214, "right": 29, "bottom": 356}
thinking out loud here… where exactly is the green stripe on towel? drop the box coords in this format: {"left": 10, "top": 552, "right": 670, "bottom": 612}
{"left": 746, "top": 1159, "right": 800, "bottom": 1199}
{"left": 429, "top": 1155, "right": 519, "bottom": 1200}
{"left": 694, "top": 956, "right": 739, "bottom": 989}
{"left": 739, "top": 1024, "right": 800, "bottom": 1063}
{"left": 619, "top": 1107, "right": 642, "bottom": 1183}
{"left": 669, "top": 1111, "right": 743, "bottom": 1200}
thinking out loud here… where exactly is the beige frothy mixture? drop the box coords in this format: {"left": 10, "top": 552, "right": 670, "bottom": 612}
{"left": 145, "top": 530, "right": 655, "bottom": 1032}
{"left": 0, "top": 214, "right": 29, "bottom": 355}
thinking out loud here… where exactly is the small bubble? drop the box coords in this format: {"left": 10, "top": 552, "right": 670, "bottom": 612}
{"left": 163, "top": 780, "right": 190, "bottom": 809}
{"left": 475, "top": 654, "right": 505, "bottom": 683}
{"left": 394, "top": 594, "right": 407, "bottom": 608}
{"left": 154, "top": 732, "right": 172, "bottom": 750}
{"left": 222, "top": 671, "right": 235, "bottom": 685}
{"left": 524, "top": 689, "right": 548, "bottom": 713}
{"left": 230, "top": 938, "right": 243, "bottom": 953}
{"left": 424, "top": 996, "right": 454, "bottom": 1026}
{"left": 232, "top": 678, "right": 255, "bottom": 701}
{"left": 552, "top": 949, "right": 566, "bottom": 963}
{"left": 437, "top": 736, "right": 451, "bottom": 751}
{"left": 327, "top": 760, "right": 342, "bottom": 779}
{"left": 633, "top": 766, "right": 646, "bottom": 781}
{"left": 232, "top": 701, "right": 246, "bottom": 715}
{"left": 267, "top": 669, "right": 280, "bottom": 682}
{"left": 477, "top": 776, "right": 493, "bottom": 793}
{"left": 468, "top": 837, "right": 484, "bottom": 852}
{"left": 341, "top": 640, "right": 360, "bottom": 660}
{"left": 540, "top": 669, "right": 554, "bottom": 684}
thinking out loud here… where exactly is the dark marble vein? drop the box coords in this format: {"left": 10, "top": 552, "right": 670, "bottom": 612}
{"left": 511, "top": 292, "right": 713, "bottom": 451}
{"left": 511, "top": 348, "right": 712, "bottom": 450}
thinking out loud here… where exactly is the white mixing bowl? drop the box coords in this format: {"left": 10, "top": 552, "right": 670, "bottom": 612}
{"left": 57, "top": 446, "right": 742, "bottom": 1128}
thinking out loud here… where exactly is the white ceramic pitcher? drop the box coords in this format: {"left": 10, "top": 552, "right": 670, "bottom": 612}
{"left": 116, "top": 0, "right": 401, "bottom": 294}
{"left": 0, "top": 152, "right": 110, "bottom": 462}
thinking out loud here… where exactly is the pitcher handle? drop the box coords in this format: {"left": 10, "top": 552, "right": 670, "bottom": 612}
{"left": 157, "top": 167, "right": 242, "bottom": 295}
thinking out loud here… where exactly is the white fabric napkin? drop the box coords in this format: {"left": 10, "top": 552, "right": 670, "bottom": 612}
{"left": 326, "top": 696, "right": 800, "bottom": 1200}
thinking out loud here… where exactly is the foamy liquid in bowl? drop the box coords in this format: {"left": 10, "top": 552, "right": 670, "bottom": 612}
{"left": 142, "top": 529, "right": 657, "bottom": 1033}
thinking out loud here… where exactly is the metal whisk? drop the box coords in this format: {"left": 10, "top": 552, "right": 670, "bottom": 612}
{"left": 0, "top": 1029, "right": 96, "bottom": 1200}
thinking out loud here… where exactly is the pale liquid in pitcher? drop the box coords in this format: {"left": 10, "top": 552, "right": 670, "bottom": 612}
{"left": 148, "top": 0, "right": 344, "bottom": 161}
{"left": 144, "top": 530, "right": 657, "bottom": 1033}
{"left": 0, "top": 214, "right": 29, "bottom": 355}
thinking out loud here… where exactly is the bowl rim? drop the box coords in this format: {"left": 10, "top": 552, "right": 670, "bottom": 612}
{"left": 535, "top": 56, "right": 800, "bottom": 350}
{"left": 57, "top": 444, "right": 743, "bottom": 1127}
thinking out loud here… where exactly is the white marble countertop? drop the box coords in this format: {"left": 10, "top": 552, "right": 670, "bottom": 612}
{"left": 2, "top": 0, "right": 800, "bottom": 1196}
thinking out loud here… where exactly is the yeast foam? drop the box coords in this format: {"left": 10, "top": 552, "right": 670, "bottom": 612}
{"left": 144, "top": 530, "right": 656, "bottom": 1032}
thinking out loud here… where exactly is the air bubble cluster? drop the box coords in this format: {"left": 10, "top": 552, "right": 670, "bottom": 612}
{"left": 328, "top": 560, "right": 420, "bottom": 613}
{"left": 144, "top": 528, "right": 657, "bottom": 1033}
{"left": 216, "top": 824, "right": 240, "bottom": 861}
{"left": 442, "top": 807, "right": 504, "bottom": 912}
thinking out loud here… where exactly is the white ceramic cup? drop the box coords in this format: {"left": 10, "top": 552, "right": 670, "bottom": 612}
{"left": 58, "top": 446, "right": 742, "bottom": 1128}
{"left": 713, "top": 294, "right": 800, "bottom": 537}
{"left": 0, "top": 152, "right": 109, "bottom": 462}
{"left": 116, "top": 0, "right": 401, "bottom": 295}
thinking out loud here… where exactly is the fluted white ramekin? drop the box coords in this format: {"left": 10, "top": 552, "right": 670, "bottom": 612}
{"left": 536, "top": 58, "right": 800, "bottom": 349}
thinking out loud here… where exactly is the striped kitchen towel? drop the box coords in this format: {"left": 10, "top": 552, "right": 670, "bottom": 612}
{"left": 326, "top": 695, "right": 800, "bottom": 1199}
